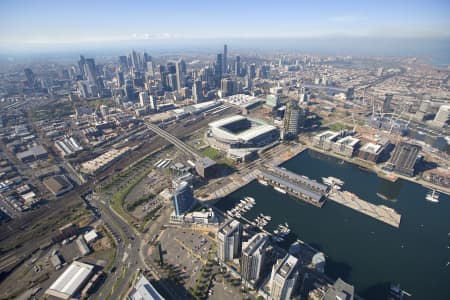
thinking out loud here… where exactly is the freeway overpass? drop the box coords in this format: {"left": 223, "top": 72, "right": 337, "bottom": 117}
{"left": 144, "top": 121, "right": 201, "bottom": 160}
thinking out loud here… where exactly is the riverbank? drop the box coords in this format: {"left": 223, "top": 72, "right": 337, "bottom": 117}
{"left": 305, "top": 144, "right": 450, "bottom": 196}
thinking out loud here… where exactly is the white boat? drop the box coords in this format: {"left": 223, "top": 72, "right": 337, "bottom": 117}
{"left": 258, "top": 179, "right": 269, "bottom": 186}
{"left": 273, "top": 229, "right": 279, "bottom": 235}
{"left": 264, "top": 215, "right": 272, "bottom": 221}
{"left": 235, "top": 213, "right": 241, "bottom": 218}
{"left": 322, "top": 176, "right": 344, "bottom": 186}
{"left": 426, "top": 190, "right": 439, "bottom": 203}
{"left": 274, "top": 186, "right": 287, "bottom": 194}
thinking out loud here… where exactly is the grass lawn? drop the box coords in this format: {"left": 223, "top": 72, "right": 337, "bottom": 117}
{"left": 201, "top": 146, "right": 222, "bottom": 160}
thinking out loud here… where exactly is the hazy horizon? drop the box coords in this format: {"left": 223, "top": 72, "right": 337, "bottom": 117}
{"left": 1, "top": 0, "right": 449, "bottom": 57}
{"left": 1, "top": 37, "right": 449, "bottom": 66}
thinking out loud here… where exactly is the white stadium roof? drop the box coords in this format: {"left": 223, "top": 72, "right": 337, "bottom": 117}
{"left": 209, "top": 115, "right": 277, "bottom": 143}
{"left": 238, "top": 124, "right": 278, "bottom": 142}
{"left": 208, "top": 115, "right": 246, "bottom": 128}
{"left": 46, "top": 261, "right": 94, "bottom": 299}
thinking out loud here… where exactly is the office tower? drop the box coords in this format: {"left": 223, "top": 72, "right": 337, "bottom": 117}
{"left": 131, "top": 50, "right": 141, "bottom": 71}
{"left": 139, "top": 91, "right": 148, "bottom": 107}
{"left": 24, "top": 68, "right": 35, "bottom": 87}
{"left": 116, "top": 71, "right": 124, "bottom": 87}
{"left": 221, "top": 78, "right": 235, "bottom": 97}
{"left": 143, "top": 52, "right": 150, "bottom": 64}
{"left": 175, "top": 59, "right": 185, "bottom": 93}
{"left": 192, "top": 79, "right": 203, "bottom": 103}
{"left": 119, "top": 55, "right": 129, "bottom": 72}
{"left": 259, "top": 64, "right": 270, "bottom": 79}
{"left": 146, "top": 61, "right": 155, "bottom": 77}
{"left": 235, "top": 55, "right": 241, "bottom": 76}
{"left": 282, "top": 100, "right": 304, "bottom": 140}
{"left": 172, "top": 180, "right": 195, "bottom": 216}
{"left": 387, "top": 142, "right": 421, "bottom": 176}
{"left": 78, "top": 55, "right": 86, "bottom": 78}
{"left": 200, "top": 66, "right": 215, "bottom": 89}
{"left": 241, "top": 233, "right": 269, "bottom": 283}
{"left": 223, "top": 44, "right": 227, "bottom": 74}
{"left": 124, "top": 83, "right": 135, "bottom": 101}
{"left": 434, "top": 104, "right": 450, "bottom": 127}
{"left": 149, "top": 95, "right": 157, "bottom": 111}
{"left": 346, "top": 87, "right": 355, "bottom": 101}
{"left": 84, "top": 58, "right": 97, "bottom": 85}
{"left": 247, "top": 64, "right": 256, "bottom": 79}
{"left": 383, "top": 93, "right": 393, "bottom": 113}
{"left": 269, "top": 254, "right": 299, "bottom": 300}
{"left": 217, "top": 219, "right": 242, "bottom": 262}
{"left": 78, "top": 81, "right": 90, "bottom": 98}
{"left": 167, "top": 73, "right": 178, "bottom": 91}
{"left": 166, "top": 62, "right": 176, "bottom": 74}
{"left": 377, "top": 67, "right": 383, "bottom": 77}
{"left": 215, "top": 53, "right": 223, "bottom": 88}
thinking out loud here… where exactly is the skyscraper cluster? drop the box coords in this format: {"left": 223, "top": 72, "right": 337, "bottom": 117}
{"left": 73, "top": 44, "right": 275, "bottom": 116}
{"left": 216, "top": 218, "right": 302, "bottom": 299}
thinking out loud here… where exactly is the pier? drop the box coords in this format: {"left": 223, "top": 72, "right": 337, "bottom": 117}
{"left": 328, "top": 190, "right": 401, "bottom": 228}
{"left": 259, "top": 170, "right": 326, "bottom": 208}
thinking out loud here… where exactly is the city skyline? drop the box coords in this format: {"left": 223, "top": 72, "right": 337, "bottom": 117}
{"left": 0, "top": 2, "right": 449, "bottom": 300}
{"left": 1, "top": 0, "right": 449, "bottom": 50}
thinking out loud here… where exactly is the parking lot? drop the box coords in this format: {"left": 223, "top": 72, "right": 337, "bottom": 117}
{"left": 158, "top": 226, "right": 215, "bottom": 289}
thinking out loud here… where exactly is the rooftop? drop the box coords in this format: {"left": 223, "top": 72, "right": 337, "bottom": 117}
{"left": 276, "top": 254, "right": 298, "bottom": 279}
{"left": 360, "top": 142, "right": 383, "bottom": 154}
{"left": 46, "top": 261, "right": 94, "bottom": 299}
{"left": 271, "top": 167, "right": 328, "bottom": 193}
{"left": 323, "top": 278, "right": 355, "bottom": 300}
{"left": 263, "top": 172, "right": 323, "bottom": 202}
{"left": 196, "top": 156, "right": 216, "bottom": 168}
{"left": 218, "top": 219, "right": 240, "bottom": 236}
{"left": 243, "top": 233, "right": 268, "bottom": 256}
{"left": 335, "top": 136, "right": 360, "bottom": 147}
{"left": 43, "top": 175, "right": 72, "bottom": 194}
{"left": 316, "top": 131, "right": 340, "bottom": 141}
{"left": 129, "top": 275, "right": 165, "bottom": 300}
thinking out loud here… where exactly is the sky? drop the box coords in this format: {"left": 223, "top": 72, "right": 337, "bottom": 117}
{"left": 0, "top": 0, "right": 449, "bottom": 52}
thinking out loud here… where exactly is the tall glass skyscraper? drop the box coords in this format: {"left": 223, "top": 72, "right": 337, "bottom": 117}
{"left": 172, "top": 180, "right": 195, "bottom": 216}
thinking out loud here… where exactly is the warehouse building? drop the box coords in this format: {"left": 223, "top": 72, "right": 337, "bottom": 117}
{"left": 45, "top": 261, "right": 94, "bottom": 299}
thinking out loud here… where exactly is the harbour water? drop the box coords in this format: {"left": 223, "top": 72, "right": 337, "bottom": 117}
{"left": 216, "top": 149, "right": 450, "bottom": 300}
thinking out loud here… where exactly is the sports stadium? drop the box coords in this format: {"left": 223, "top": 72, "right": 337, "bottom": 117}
{"left": 206, "top": 115, "right": 279, "bottom": 160}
